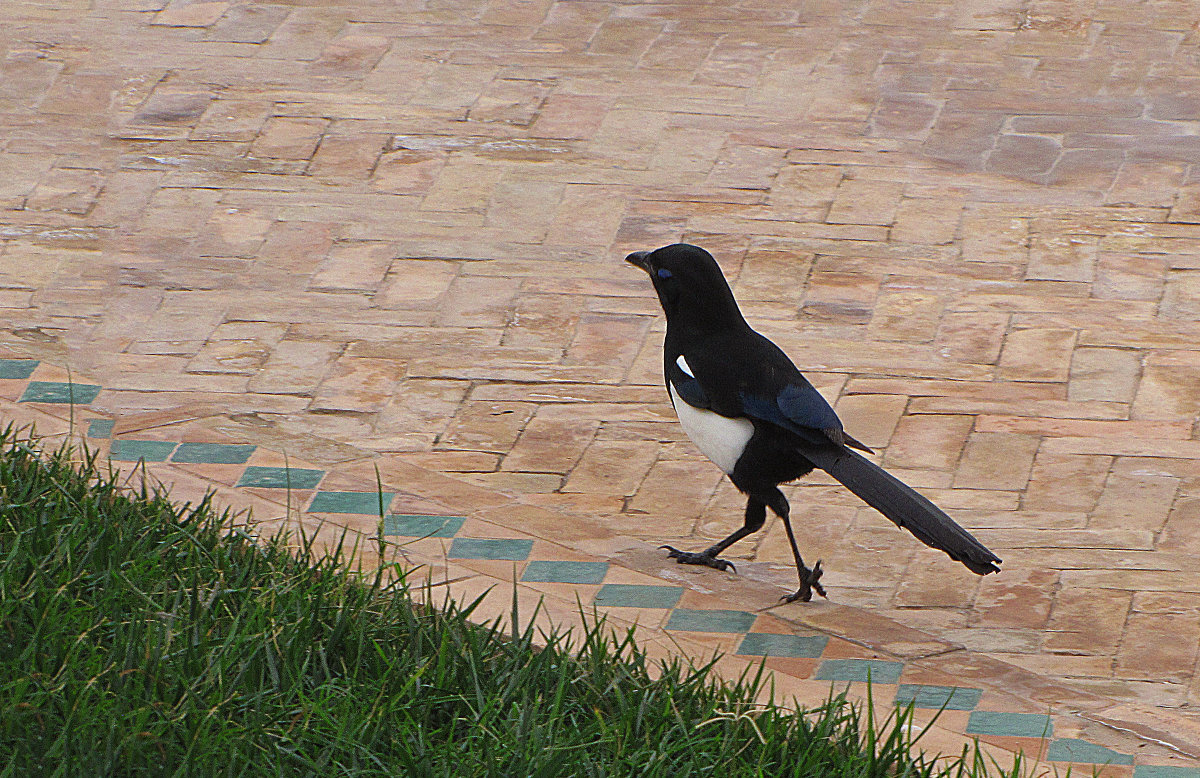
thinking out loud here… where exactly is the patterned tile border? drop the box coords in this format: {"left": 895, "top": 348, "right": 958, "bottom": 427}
{"left": 966, "top": 711, "right": 1053, "bottom": 738}
{"left": 237, "top": 466, "right": 325, "bottom": 490}
{"left": 0, "top": 356, "right": 1197, "bottom": 772}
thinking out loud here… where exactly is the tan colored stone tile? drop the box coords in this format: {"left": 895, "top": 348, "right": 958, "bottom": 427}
{"left": 246, "top": 339, "right": 342, "bottom": 395}
{"left": 883, "top": 414, "right": 973, "bottom": 470}
{"left": 1090, "top": 457, "right": 1179, "bottom": 532}
{"left": 997, "top": 328, "right": 1076, "bottom": 382}
{"left": 866, "top": 290, "right": 943, "bottom": 342}
{"left": 562, "top": 439, "right": 660, "bottom": 496}
{"left": 1115, "top": 612, "right": 1200, "bottom": 682}
{"left": 310, "top": 356, "right": 405, "bottom": 414}
{"left": 826, "top": 178, "right": 905, "bottom": 226}
{"left": 435, "top": 275, "right": 519, "bottom": 327}
{"left": 501, "top": 414, "right": 598, "bottom": 474}
{"left": 891, "top": 197, "right": 963, "bottom": 245}
{"left": 308, "top": 242, "right": 392, "bottom": 293}
{"left": 251, "top": 116, "right": 327, "bottom": 160}
{"left": 153, "top": 0, "right": 228, "bottom": 27}
{"left": 833, "top": 394, "right": 907, "bottom": 450}
{"left": 1045, "top": 587, "right": 1132, "bottom": 654}
{"left": 437, "top": 400, "right": 535, "bottom": 455}
{"left": 953, "top": 432, "right": 1039, "bottom": 491}
{"left": 1067, "top": 346, "right": 1141, "bottom": 403}
{"left": 1023, "top": 451, "right": 1111, "bottom": 512}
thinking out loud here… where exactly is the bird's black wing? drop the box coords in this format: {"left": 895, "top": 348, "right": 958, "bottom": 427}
{"left": 740, "top": 378, "right": 873, "bottom": 453}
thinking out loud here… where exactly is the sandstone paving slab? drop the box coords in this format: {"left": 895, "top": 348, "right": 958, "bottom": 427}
{"left": 2, "top": 375, "right": 1198, "bottom": 769}
{"left": 6, "top": 0, "right": 1200, "bottom": 769}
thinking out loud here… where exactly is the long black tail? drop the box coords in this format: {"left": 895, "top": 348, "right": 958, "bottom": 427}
{"left": 804, "top": 447, "right": 1001, "bottom": 575}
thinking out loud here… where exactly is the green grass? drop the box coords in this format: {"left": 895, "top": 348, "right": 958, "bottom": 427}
{"left": 0, "top": 429, "right": 1022, "bottom": 777}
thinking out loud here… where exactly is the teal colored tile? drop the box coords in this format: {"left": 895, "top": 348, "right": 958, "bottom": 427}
{"left": 110, "top": 440, "right": 177, "bottom": 462}
{"left": 20, "top": 381, "right": 101, "bottom": 404}
{"left": 0, "top": 359, "right": 38, "bottom": 379}
{"left": 1047, "top": 739, "right": 1133, "bottom": 766}
{"left": 736, "top": 632, "right": 828, "bottom": 658}
{"left": 308, "top": 491, "right": 395, "bottom": 515}
{"left": 384, "top": 514, "right": 466, "bottom": 539}
{"left": 522, "top": 560, "right": 609, "bottom": 584}
{"left": 966, "top": 711, "right": 1053, "bottom": 738}
{"left": 448, "top": 537, "right": 534, "bottom": 561}
{"left": 895, "top": 684, "right": 982, "bottom": 711}
{"left": 1136, "top": 767, "right": 1200, "bottom": 778}
{"left": 171, "top": 442, "right": 256, "bottom": 464}
{"left": 87, "top": 419, "right": 115, "bottom": 439}
{"left": 665, "top": 608, "right": 757, "bottom": 633}
{"left": 236, "top": 466, "right": 325, "bottom": 489}
{"left": 814, "top": 659, "right": 903, "bottom": 684}
{"left": 593, "top": 584, "right": 682, "bottom": 609}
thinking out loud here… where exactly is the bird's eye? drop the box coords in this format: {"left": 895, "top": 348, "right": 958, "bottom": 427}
{"left": 656, "top": 268, "right": 673, "bottom": 280}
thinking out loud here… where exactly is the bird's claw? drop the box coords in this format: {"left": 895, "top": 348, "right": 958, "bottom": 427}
{"left": 781, "top": 560, "right": 826, "bottom": 603}
{"left": 659, "top": 545, "right": 736, "bottom": 573}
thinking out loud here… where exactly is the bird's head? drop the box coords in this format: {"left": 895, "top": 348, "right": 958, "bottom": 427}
{"left": 625, "top": 243, "right": 745, "bottom": 329}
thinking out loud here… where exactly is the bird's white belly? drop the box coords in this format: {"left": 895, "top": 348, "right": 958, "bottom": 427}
{"left": 669, "top": 383, "right": 755, "bottom": 475}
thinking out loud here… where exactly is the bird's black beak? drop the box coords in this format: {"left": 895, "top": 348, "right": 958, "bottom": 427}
{"left": 625, "top": 250, "right": 651, "bottom": 273}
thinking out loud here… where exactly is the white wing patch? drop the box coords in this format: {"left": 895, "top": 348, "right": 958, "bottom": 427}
{"left": 669, "top": 383, "right": 754, "bottom": 475}
{"left": 675, "top": 354, "right": 694, "bottom": 378}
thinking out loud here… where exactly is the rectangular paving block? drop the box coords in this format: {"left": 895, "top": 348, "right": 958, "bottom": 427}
{"left": 308, "top": 491, "right": 395, "bottom": 515}
{"left": 0, "top": 359, "right": 38, "bottom": 379}
{"left": 384, "top": 514, "right": 466, "bottom": 539}
{"left": 665, "top": 608, "right": 757, "bottom": 634}
{"left": 110, "top": 440, "right": 178, "bottom": 462}
{"left": 966, "top": 711, "right": 1053, "bottom": 738}
{"left": 19, "top": 381, "right": 101, "bottom": 404}
{"left": 236, "top": 465, "right": 325, "bottom": 490}
{"left": 894, "top": 684, "right": 982, "bottom": 711}
{"left": 171, "top": 442, "right": 257, "bottom": 464}
{"left": 448, "top": 537, "right": 534, "bottom": 561}
{"left": 814, "top": 659, "right": 904, "bottom": 684}
{"left": 593, "top": 584, "right": 682, "bottom": 609}
{"left": 1046, "top": 738, "right": 1134, "bottom": 766}
{"left": 1135, "top": 768, "right": 1200, "bottom": 778}
{"left": 87, "top": 419, "right": 115, "bottom": 438}
{"left": 521, "top": 560, "right": 609, "bottom": 584}
{"left": 736, "top": 632, "right": 829, "bottom": 658}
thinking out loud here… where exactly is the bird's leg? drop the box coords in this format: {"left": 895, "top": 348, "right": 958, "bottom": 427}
{"left": 661, "top": 498, "right": 766, "bottom": 574}
{"left": 765, "top": 490, "right": 826, "bottom": 603}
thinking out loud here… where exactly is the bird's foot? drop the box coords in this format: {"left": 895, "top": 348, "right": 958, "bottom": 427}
{"left": 659, "top": 545, "right": 736, "bottom": 573}
{"left": 780, "top": 560, "right": 826, "bottom": 603}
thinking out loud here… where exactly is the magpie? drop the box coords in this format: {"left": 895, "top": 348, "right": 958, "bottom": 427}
{"left": 626, "top": 243, "right": 1002, "bottom": 603}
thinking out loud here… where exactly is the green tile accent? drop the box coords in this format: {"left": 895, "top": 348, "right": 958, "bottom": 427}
{"left": 384, "top": 514, "right": 466, "bottom": 539}
{"left": 814, "top": 659, "right": 904, "bottom": 684}
{"left": 0, "top": 359, "right": 38, "bottom": 379}
{"left": 966, "top": 711, "right": 1053, "bottom": 738}
{"left": 110, "top": 440, "right": 177, "bottom": 462}
{"left": 1046, "top": 739, "right": 1133, "bottom": 766}
{"left": 895, "top": 684, "right": 982, "bottom": 711}
{"left": 236, "top": 466, "right": 325, "bottom": 490}
{"left": 87, "top": 419, "right": 115, "bottom": 438}
{"left": 448, "top": 537, "right": 534, "bottom": 561}
{"left": 665, "top": 608, "right": 757, "bottom": 633}
{"left": 736, "top": 632, "right": 828, "bottom": 659}
{"left": 521, "top": 560, "right": 609, "bottom": 584}
{"left": 171, "top": 442, "right": 256, "bottom": 464}
{"left": 593, "top": 584, "right": 683, "bottom": 609}
{"left": 20, "top": 381, "right": 101, "bottom": 404}
{"left": 308, "top": 491, "right": 395, "bottom": 515}
{"left": 1135, "top": 767, "right": 1200, "bottom": 778}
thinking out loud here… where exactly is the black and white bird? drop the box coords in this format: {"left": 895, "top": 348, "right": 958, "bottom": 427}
{"left": 626, "top": 243, "right": 1001, "bottom": 603}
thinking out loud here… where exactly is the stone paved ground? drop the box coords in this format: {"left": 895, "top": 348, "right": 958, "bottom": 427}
{"left": 3, "top": 0, "right": 1200, "bottom": 770}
